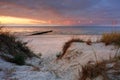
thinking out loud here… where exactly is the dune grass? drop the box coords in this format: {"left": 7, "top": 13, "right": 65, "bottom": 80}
{"left": 79, "top": 61, "right": 108, "bottom": 80}
{"left": 101, "top": 32, "right": 120, "bottom": 46}
{"left": 0, "top": 27, "right": 38, "bottom": 65}
{"left": 86, "top": 39, "right": 92, "bottom": 45}
{"left": 79, "top": 54, "right": 120, "bottom": 80}
{"left": 57, "top": 38, "right": 84, "bottom": 59}
{"left": 79, "top": 40, "right": 120, "bottom": 80}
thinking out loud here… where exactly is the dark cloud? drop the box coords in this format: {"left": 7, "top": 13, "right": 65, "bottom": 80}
{"left": 0, "top": 0, "right": 120, "bottom": 25}
{"left": 0, "top": 0, "right": 101, "bottom": 20}
{"left": 0, "top": 0, "right": 99, "bottom": 10}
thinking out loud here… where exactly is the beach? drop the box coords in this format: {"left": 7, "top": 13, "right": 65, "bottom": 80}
{"left": 1, "top": 0, "right": 120, "bottom": 79}
{"left": 21, "top": 34, "right": 100, "bottom": 57}
{"left": 0, "top": 27, "right": 120, "bottom": 80}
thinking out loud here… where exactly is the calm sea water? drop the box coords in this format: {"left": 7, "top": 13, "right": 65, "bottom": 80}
{"left": 7, "top": 26, "right": 120, "bottom": 35}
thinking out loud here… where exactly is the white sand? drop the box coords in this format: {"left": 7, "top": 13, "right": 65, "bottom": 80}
{"left": 21, "top": 35, "right": 100, "bottom": 57}
{"left": 0, "top": 34, "right": 119, "bottom": 80}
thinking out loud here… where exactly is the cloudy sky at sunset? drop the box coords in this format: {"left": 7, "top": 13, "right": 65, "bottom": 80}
{"left": 0, "top": 0, "right": 120, "bottom": 26}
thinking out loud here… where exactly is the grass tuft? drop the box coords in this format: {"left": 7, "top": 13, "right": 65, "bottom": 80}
{"left": 57, "top": 38, "right": 84, "bottom": 59}
{"left": 79, "top": 61, "right": 108, "bottom": 80}
{"left": 0, "top": 27, "right": 38, "bottom": 65}
{"left": 101, "top": 32, "right": 120, "bottom": 46}
{"left": 79, "top": 54, "right": 120, "bottom": 80}
{"left": 86, "top": 39, "right": 92, "bottom": 45}
{"left": 13, "top": 54, "right": 25, "bottom": 65}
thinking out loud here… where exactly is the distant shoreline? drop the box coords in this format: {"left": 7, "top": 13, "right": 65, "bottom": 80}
{"left": 3, "top": 26, "right": 120, "bottom": 35}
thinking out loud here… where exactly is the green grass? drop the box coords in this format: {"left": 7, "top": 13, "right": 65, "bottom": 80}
{"left": 13, "top": 54, "right": 25, "bottom": 65}
{"left": 0, "top": 27, "right": 38, "bottom": 65}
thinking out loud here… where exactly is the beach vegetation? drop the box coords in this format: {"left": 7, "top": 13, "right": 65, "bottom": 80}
{"left": 86, "top": 39, "right": 92, "bottom": 45}
{"left": 0, "top": 26, "right": 38, "bottom": 65}
{"left": 79, "top": 57, "right": 120, "bottom": 80}
{"left": 13, "top": 54, "right": 25, "bottom": 65}
{"left": 79, "top": 61, "right": 107, "bottom": 80}
{"left": 57, "top": 38, "right": 84, "bottom": 59}
{"left": 101, "top": 32, "right": 120, "bottom": 46}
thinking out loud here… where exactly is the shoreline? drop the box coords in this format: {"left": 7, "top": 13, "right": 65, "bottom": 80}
{"left": 21, "top": 34, "right": 101, "bottom": 58}
{"left": 0, "top": 30, "right": 120, "bottom": 80}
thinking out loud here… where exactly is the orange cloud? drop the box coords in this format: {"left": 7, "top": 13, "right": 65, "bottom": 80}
{"left": 0, "top": 16, "right": 49, "bottom": 25}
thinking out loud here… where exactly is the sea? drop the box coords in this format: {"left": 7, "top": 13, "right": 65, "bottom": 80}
{"left": 5, "top": 26, "right": 120, "bottom": 56}
{"left": 6, "top": 26, "right": 120, "bottom": 35}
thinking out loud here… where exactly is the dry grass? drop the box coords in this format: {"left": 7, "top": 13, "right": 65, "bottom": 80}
{"left": 78, "top": 45, "right": 120, "bottom": 80}
{"left": 79, "top": 61, "right": 109, "bottom": 80}
{"left": 79, "top": 54, "right": 120, "bottom": 80}
{"left": 110, "top": 55, "right": 120, "bottom": 62}
{"left": 57, "top": 38, "right": 84, "bottom": 59}
{"left": 86, "top": 39, "right": 92, "bottom": 45}
{"left": 101, "top": 32, "right": 120, "bottom": 46}
{"left": 31, "top": 66, "right": 40, "bottom": 71}
{"left": 0, "top": 27, "right": 39, "bottom": 65}
{"left": 3, "top": 68, "right": 16, "bottom": 79}
{"left": 101, "top": 32, "right": 120, "bottom": 58}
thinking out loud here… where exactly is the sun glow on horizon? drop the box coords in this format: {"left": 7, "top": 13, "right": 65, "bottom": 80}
{"left": 0, "top": 16, "right": 49, "bottom": 25}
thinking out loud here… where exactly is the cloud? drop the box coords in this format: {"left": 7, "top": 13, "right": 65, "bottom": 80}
{"left": 0, "top": 0, "right": 120, "bottom": 25}
{"left": 0, "top": 0, "right": 101, "bottom": 18}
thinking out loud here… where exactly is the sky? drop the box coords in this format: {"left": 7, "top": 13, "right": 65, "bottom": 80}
{"left": 0, "top": 0, "right": 120, "bottom": 26}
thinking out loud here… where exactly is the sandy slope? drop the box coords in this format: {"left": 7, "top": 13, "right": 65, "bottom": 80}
{"left": 22, "top": 35, "right": 100, "bottom": 57}
{"left": 0, "top": 35, "right": 119, "bottom": 80}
